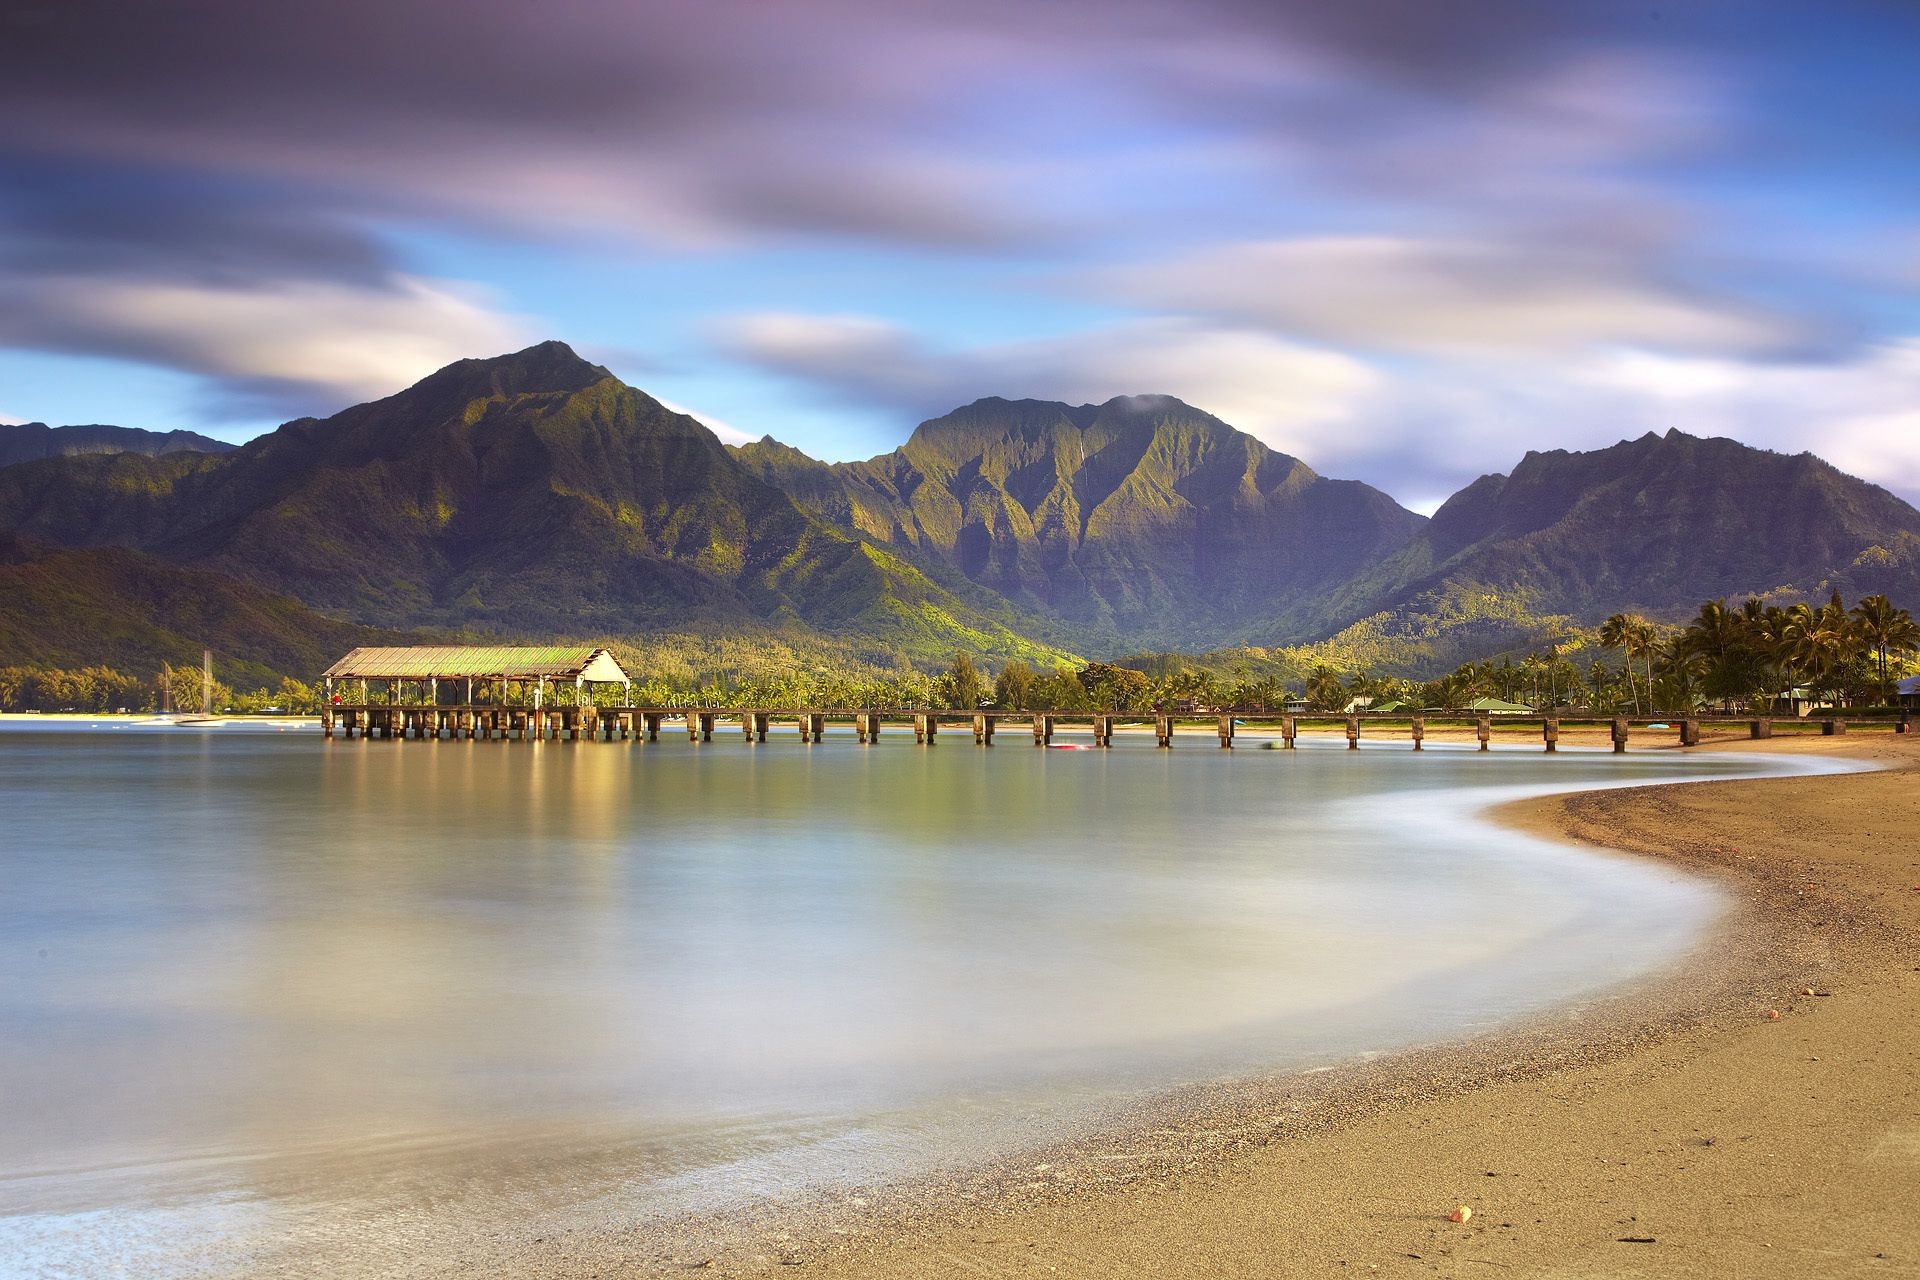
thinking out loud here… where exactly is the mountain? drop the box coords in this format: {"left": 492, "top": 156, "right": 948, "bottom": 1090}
{"left": 1320, "top": 429, "right": 1920, "bottom": 630}
{"left": 736, "top": 395, "right": 1425, "bottom": 650}
{"left": 0, "top": 343, "right": 1077, "bottom": 670}
{"left": 0, "top": 422, "right": 235, "bottom": 469}
{"left": 0, "top": 534, "right": 417, "bottom": 688}
{"left": 7, "top": 342, "right": 1920, "bottom": 685}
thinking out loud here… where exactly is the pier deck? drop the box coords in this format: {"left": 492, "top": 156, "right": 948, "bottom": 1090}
{"left": 319, "top": 705, "right": 1870, "bottom": 751}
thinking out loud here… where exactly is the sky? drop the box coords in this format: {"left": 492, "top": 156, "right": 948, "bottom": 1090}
{"left": 2, "top": 0, "right": 1919, "bottom": 512}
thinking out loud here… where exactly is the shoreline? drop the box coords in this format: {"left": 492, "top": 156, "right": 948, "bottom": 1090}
{"left": 654, "top": 735, "right": 1919, "bottom": 1278}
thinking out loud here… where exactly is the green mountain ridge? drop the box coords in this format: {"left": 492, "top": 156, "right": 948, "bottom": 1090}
{"left": 736, "top": 394, "right": 1426, "bottom": 650}
{"left": 1316, "top": 429, "right": 1920, "bottom": 634}
{"left": 0, "top": 342, "right": 1077, "bottom": 672}
{"left": 0, "top": 534, "right": 419, "bottom": 689}
{"left": 0, "top": 421, "right": 235, "bottom": 468}
{"left": 5, "top": 341, "right": 1920, "bottom": 685}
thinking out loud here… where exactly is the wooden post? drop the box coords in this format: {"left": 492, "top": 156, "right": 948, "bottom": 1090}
{"left": 1156, "top": 713, "right": 1173, "bottom": 748}
{"left": 1680, "top": 718, "right": 1701, "bottom": 746}
{"left": 1345, "top": 714, "right": 1360, "bottom": 750}
{"left": 1280, "top": 714, "right": 1296, "bottom": 748}
{"left": 1033, "top": 714, "right": 1052, "bottom": 745}
{"left": 1217, "top": 713, "right": 1234, "bottom": 749}
{"left": 1094, "top": 714, "right": 1114, "bottom": 747}
{"left": 643, "top": 711, "right": 662, "bottom": 741}
{"left": 1750, "top": 717, "right": 1772, "bottom": 739}
{"left": 807, "top": 712, "right": 825, "bottom": 743}
{"left": 1542, "top": 717, "right": 1559, "bottom": 753}
{"left": 1822, "top": 717, "right": 1846, "bottom": 736}
{"left": 742, "top": 711, "right": 757, "bottom": 741}
{"left": 1410, "top": 715, "right": 1424, "bottom": 751}
{"left": 973, "top": 712, "right": 994, "bottom": 746}
{"left": 1612, "top": 717, "right": 1629, "bottom": 753}
{"left": 1476, "top": 715, "right": 1491, "bottom": 751}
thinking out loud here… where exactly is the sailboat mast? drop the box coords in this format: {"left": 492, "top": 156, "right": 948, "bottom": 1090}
{"left": 202, "top": 649, "right": 213, "bottom": 715}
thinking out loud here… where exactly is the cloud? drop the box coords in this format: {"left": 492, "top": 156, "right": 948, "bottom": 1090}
{"left": 717, "top": 309, "right": 1920, "bottom": 511}
{"left": 0, "top": 1, "right": 1766, "bottom": 255}
{"left": 0, "top": 272, "right": 530, "bottom": 418}
{"left": 1571, "top": 342, "right": 1920, "bottom": 496}
{"left": 1282, "top": 340, "right": 1920, "bottom": 511}
{"left": 653, "top": 397, "right": 759, "bottom": 448}
{"left": 715, "top": 311, "right": 1379, "bottom": 456}
{"left": 0, "top": 412, "right": 23, "bottom": 426}
{"left": 1084, "top": 236, "right": 1811, "bottom": 357}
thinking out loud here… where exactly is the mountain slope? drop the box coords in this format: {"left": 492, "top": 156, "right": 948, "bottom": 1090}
{"left": 0, "top": 535, "right": 418, "bottom": 687}
{"left": 738, "top": 395, "right": 1425, "bottom": 650}
{"left": 0, "top": 422, "right": 234, "bottom": 469}
{"left": 1321, "top": 429, "right": 1920, "bottom": 628}
{"left": 0, "top": 343, "right": 1077, "bottom": 666}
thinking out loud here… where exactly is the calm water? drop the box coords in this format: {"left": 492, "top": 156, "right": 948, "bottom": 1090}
{"left": 0, "top": 722, "right": 1842, "bottom": 1275}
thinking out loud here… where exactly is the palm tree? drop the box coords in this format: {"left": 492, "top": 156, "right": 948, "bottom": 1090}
{"left": 1600, "top": 613, "right": 1657, "bottom": 714}
{"left": 1677, "top": 598, "right": 1756, "bottom": 711}
{"left": 1850, "top": 594, "right": 1920, "bottom": 701}
{"left": 1783, "top": 597, "right": 1853, "bottom": 711}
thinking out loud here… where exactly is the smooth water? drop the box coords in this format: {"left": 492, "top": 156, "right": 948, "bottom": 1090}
{"left": 0, "top": 723, "right": 1841, "bottom": 1275}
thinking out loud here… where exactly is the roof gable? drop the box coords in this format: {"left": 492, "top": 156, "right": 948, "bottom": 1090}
{"left": 322, "top": 646, "right": 630, "bottom": 682}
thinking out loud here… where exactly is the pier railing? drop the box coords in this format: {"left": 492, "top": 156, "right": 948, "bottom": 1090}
{"left": 320, "top": 706, "right": 1886, "bottom": 751}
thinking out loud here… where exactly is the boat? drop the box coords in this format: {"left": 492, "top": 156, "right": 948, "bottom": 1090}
{"left": 175, "top": 649, "right": 225, "bottom": 726}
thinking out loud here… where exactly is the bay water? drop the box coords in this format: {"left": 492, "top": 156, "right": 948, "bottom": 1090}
{"left": 0, "top": 722, "right": 1834, "bottom": 1274}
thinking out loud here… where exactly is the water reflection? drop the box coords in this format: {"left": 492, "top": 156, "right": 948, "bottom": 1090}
{"left": 0, "top": 726, "right": 1843, "bottom": 1274}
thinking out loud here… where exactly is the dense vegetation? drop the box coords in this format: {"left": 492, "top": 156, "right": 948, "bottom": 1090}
{"left": 17, "top": 591, "right": 1907, "bottom": 717}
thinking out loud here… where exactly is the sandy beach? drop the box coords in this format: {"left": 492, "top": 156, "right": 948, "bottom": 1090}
{"left": 680, "top": 735, "right": 1920, "bottom": 1279}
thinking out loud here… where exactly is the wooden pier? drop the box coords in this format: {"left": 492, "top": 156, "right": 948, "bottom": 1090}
{"left": 316, "top": 644, "right": 1873, "bottom": 752}
{"left": 318, "top": 703, "right": 1855, "bottom": 751}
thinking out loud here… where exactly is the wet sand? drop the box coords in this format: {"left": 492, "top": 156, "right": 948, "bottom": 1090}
{"left": 693, "top": 735, "right": 1920, "bottom": 1278}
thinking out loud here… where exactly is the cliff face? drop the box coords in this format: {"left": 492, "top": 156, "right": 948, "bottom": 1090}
{"left": 741, "top": 394, "right": 1426, "bottom": 649}
{"left": 1320, "top": 430, "right": 1920, "bottom": 627}
{"left": 0, "top": 343, "right": 1077, "bottom": 666}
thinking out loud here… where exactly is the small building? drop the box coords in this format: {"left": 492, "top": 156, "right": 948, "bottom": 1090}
{"left": 1897, "top": 676, "right": 1920, "bottom": 710}
{"left": 1465, "top": 696, "right": 1534, "bottom": 714}
{"left": 321, "top": 645, "right": 632, "bottom": 708}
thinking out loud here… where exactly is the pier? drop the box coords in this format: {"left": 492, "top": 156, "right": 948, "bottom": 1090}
{"left": 317, "top": 650, "right": 1869, "bottom": 751}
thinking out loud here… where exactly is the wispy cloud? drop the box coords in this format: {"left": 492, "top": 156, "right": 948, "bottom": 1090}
{"left": 1, "top": 0, "right": 1917, "bottom": 496}
{"left": 716, "top": 311, "right": 1378, "bottom": 456}
{"left": 1082, "top": 236, "right": 1813, "bottom": 357}
{"left": 0, "top": 271, "right": 529, "bottom": 419}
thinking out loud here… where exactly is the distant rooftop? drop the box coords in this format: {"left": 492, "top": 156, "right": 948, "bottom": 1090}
{"left": 322, "top": 645, "right": 630, "bottom": 682}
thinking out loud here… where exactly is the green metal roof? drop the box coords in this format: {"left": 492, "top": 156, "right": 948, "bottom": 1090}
{"left": 322, "top": 646, "right": 630, "bottom": 682}
{"left": 1466, "top": 695, "right": 1535, "bottom": 712}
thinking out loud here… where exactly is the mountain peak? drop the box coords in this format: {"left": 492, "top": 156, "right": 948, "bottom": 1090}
{"left": 389, "top": 340, "right": 613, "bottom": 410}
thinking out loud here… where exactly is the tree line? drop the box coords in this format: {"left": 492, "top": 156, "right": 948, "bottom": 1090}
{"left": 4, "top": 592, "right": 1914, "bottom": 717}
{"left": 0, "top": 667, "right": 323, "bottom": 714}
